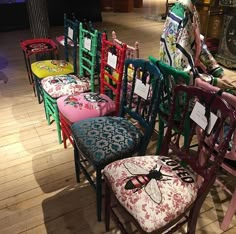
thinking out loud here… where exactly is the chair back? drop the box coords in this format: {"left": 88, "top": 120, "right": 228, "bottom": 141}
{"left": 79, "top": 22, "right": 98, "bottom": 92}
{"left": 149, "top": 56, "right": 192, "bottom": 153}
{"left": 112, "top": 31, "right": 139, "bottom": 59}
{"left": 100, "top": 32, "right": 127, "bottom": 114}
{"left": 149, "top": 56, "right": 191, "bottom": 112}
{"left": 120, "top": 58, "right": 163, "bottom": 155}
{"left": 62, "top": 13, "right": 79, "bottom": 74}
{"left": 160, "top": 85, "right": 236, "bottom": 198}
{"left": 195, "top": 78, "right": 236, "bottom": 161}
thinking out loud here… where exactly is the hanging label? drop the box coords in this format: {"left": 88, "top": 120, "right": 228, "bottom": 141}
{"left": 190, "top": 101, "right": 218, "bottom": 134}
{"left": 107, "top": 52, "right": 117, "bottom": 69}
{"left": 84, "top": 37, "right": 91, "bottom": 51}
{"left": 134, "top": 78, "right": 150, "bottom": 100}
{"left": 68, "top": 27, "right": 73, "bottom": 39}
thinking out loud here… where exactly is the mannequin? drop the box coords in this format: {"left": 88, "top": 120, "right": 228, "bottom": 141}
{"left": 159, "top": 0, "right": 227, "bottom": 85}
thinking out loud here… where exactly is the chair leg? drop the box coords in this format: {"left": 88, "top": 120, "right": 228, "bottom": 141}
{"left": 74, "top": 146, "right": 81, "bottom": 183}
{"left": 104, "top": 179, "right": 111, "bottom": 231}
{"left": 34, "top": 77, "right": 41, "bottom": 104}
{"left": 156, "top": 118, "right": 165, "bottom": 154}
{"left": 54, "top": 106, "right": 62, "bottom": 144}
{"left": 96, "top": 168, "right": 102, "bottom": 222}
{"left": 220, "top": 187, "right": 236, "bottom": 231}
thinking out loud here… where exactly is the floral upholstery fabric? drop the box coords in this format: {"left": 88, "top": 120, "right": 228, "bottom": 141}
{"left": 57, "top": 92, "right": 116, "bottom": 123}
{"left": 41, "top": 74, "right": 90, "bottom": 98}
{"left": 31, "top": 60, "right": 74, "bottom": 79}
{"left": 103, "top": 155, "right": 198, "bottom": 233}
{"left": 71, "top": 117, "right": 143, "bottom": 167}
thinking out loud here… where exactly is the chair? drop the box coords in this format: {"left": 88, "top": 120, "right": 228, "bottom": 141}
{"left": 112, "top": 31, "right": 139, "bottom": 82}
{"left": 103, "top": 84, "right": 236, "bottom": 234}
{"left": 71, "top": 58, "right": 163, "bottom": 221}
{"left": 195, "top": 77, "right": 236, "bottom": 231}
{"left": 41, "top": 22, "right": 99, "bottom": 144}
{"left": 57, "top": 32, "right": 127, "bottom": 148}
{"left": 148, "top": 56, "right": 191, "bottom": 154}
{"left": 20, "top": 38, "right": 59, "bottom": 95}
{"left": 31, "top": 13, "right": 79, "bottom": 104}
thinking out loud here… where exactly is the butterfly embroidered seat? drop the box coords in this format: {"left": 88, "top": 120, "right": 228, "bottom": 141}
{"left": 104, "top": 85, "right": 236, "bottom": 233}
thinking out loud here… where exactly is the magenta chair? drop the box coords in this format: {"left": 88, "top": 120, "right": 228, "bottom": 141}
{"left": 195, "top": 77, "right": 236, "bottom": 231}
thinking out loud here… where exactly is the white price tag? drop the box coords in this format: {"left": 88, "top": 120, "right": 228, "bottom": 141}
{"left": 107, "top": 52, "right": 117, "bottom": 69}
{"left": 134, "top": 78, "right": 150, "bottom": 100}
{"left": 84, "top": 37, "right": 91, "bottom": 51}
{"left": 68, "top": 27, "right": 73, "bottom": 39}
{"left": 190, "top": 101, "right": 218, "bottom": 134}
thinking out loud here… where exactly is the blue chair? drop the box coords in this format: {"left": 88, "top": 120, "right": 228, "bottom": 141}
{"left": 71, "top": 58, "right": 163, "bottom": 221}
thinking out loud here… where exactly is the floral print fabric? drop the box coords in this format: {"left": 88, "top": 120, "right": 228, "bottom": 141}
{"left": 159, "top": 2, "right": 223, "bottom": 78}
{"left": 31, "top": 60, "right": 74, "bottom": 78}
{"left": 41, "top": 74, "right": 90, "bottom": 98}
{"left": 57, "top": 92, "right": 116, "bottom": 123}
{"left": 104, "top": 155, "right": 198, "bottom": 233}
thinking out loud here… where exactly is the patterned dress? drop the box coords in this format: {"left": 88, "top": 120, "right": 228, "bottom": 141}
{"left": 159, "top": 2, "right": 224, "bottom": 80}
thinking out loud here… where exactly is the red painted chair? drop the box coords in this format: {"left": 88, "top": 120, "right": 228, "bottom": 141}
{"left": 195, "top": 77, "right": 236, "bottom": 231}
{"left": 57, "top": 32, "right": 127, "bottom": 148}
{"left": 103, "top": 85, "right": 236, "bottom": 233}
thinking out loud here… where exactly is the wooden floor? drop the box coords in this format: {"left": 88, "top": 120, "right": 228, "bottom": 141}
{"left": 0, "top": 3, "right": 236, "bottom": 234}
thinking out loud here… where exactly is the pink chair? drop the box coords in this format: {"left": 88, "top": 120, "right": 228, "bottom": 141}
{"left": 195, "top": 77, "right": 236, "bottom": 231}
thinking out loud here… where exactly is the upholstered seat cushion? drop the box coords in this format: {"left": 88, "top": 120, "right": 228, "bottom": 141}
{"left": 57, "top": 92, "right": 116, "bottom": 123}
{"left": 71, "top": 117, "right": 143, "bottom": 167}
{"left": 103, "top": 155, "right": 198, "bottom": 233}
{"left": 31, "top": 60, "right": 74, "bottom": 78}
{"left": 41, "top": 74, "right": 91, "bottom": 98}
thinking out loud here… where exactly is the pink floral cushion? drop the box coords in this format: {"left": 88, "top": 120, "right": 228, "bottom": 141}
{"left": 31, "top": 60, "right": 74, "bottom": 78}
{"left": 103, "top": 155, "right": 198, "bottom": 233}
{"left": 41, "top": 74, "right": 90, "bottom": 98}
{"left": 57, "top": 92, "right": 116, "bottom": 123}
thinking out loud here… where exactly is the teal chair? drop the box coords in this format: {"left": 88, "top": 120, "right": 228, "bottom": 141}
{"left": 71, "top": 58, "right": 163, "bottom": 221}
{"left": 41, "top": 22, "right": 99, "bottom": 144}
{"left": 148, "top": 56, "right": 191, "bottom": 154}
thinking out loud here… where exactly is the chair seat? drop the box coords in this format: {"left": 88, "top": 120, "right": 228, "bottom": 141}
{"left": 71, "top": 116, "right": 143, "bottom": 167}
{"left": 103, "top": 155, "right": 198, "bottom": 233}
{"left": 31, "top": 60, "right": 74, "bottom": 78}
{"left": 57, "top": 92, "right": 116, "bottom": 123}
{"left": 41, "top": 74, "right": 91, "bottom": 98}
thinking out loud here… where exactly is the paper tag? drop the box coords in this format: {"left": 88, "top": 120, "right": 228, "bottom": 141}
{"left": 134, "top": 78, "right": 150, "bottom": 100}
{"left": 84, "top": 37, "right": 91, "bottom": 51}
{"left": 68, "top": 27, "right": 73, "bottom": 39}
{"left": 107, "top": 52, "right": 117, "bottom": 69}
{"left": 190, "top": 101, "right": 218, "bottom": 134}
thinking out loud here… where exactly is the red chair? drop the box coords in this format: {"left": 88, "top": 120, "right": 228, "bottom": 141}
{"left": 57, "top": 32, "right": 127, "bottom": 148}
{"left": 103, "top": 85, "right": 236, "bottom": 233}
{"left": 195, "top": 77, "right": 236, "bottom": 231}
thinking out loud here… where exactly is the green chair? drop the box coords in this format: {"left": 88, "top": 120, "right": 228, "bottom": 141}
{"left": 41, "top": 22, "right": 99, "bottom": 144}
{"left": 148, "top": 56, "right": 191, "bottom": 154}
{"left": 78, "top": 21, "right": 99, "bottom": 92}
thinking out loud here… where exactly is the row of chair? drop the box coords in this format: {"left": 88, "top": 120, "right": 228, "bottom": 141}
{"left": 21, "top": 13, "right": 236, "bottom": 233}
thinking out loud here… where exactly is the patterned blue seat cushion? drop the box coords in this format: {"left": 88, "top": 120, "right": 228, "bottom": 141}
{"left": 71, "top": 116, "right": 143, "bottom": 167}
